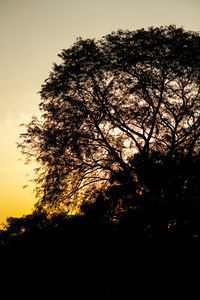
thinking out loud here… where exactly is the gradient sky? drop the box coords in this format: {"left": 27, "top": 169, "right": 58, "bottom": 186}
{"left": 0, "top": 0, "right": 200, "bottom": 225}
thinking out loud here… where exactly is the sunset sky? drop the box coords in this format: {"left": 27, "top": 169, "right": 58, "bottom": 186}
{"left": 0, "top": 0, "right": 200, "bottom": 225}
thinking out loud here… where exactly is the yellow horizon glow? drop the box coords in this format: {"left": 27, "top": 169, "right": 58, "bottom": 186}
{"left": 0, "top": 113, "right": 37, "bottom": 225}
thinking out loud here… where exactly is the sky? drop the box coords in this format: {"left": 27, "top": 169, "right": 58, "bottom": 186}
{"left": 0, "top": 0, "right": 200, "bottom": 225}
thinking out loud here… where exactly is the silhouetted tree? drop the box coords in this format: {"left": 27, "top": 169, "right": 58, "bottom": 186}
{"left": 18, "top": 26, "right": 200, "bottom": 217}
{"left": 4, "top": 211, "right": 48, "bottom": 238}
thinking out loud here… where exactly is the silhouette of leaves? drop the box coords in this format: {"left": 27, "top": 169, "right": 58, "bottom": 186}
{"left": 18, "top": 26, "right": 200, "bottom": 226}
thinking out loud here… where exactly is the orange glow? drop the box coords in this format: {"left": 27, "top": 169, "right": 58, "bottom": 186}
{"left": 0, "top": 116, "right": 37, "bottom": 225}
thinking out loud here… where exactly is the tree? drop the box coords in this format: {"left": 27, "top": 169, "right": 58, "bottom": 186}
{"left": 18, "top": 25, "right": 200, "bottom": 215}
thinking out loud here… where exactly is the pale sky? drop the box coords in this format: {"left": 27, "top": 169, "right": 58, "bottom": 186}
{"left": 0, "top": 0, "right": 200, "bottom": 224}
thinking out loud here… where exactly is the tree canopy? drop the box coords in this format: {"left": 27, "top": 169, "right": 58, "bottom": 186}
{"left": 19, "top": 25, "right": 200, "bottom": 215}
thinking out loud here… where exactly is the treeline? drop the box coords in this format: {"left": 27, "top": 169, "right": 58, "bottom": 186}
{"left": 1, "top": 176, "right": 200, "bottom": 297}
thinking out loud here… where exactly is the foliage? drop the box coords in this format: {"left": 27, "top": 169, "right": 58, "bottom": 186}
{"left": 18, "top": 25, "right": 200, "bottom": 215}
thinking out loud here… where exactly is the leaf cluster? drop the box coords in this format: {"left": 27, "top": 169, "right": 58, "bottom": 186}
{"left": 18, "top": 26, "right": 200, "bottom": 213}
